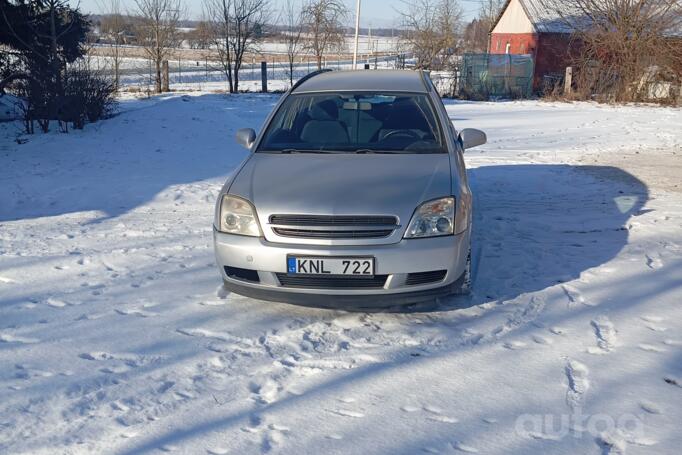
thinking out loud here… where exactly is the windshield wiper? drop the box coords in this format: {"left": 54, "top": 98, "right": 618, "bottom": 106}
{"left": 278, "top": 148, "right": 337, "bottom": 154}
{"left": 353, "top": 149, "right": 407, "bottom": 154}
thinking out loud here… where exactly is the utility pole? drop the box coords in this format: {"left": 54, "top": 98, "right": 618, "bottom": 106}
{"left": 352, "top": 0, "right": 361, "bottom": 70}
{"left": 367, "top": 23, "right": 372, "bottom": 66}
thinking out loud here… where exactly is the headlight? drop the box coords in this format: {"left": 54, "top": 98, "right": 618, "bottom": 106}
{"left": 218, "top": 195, "right": 262, "bottom": 237}
{"left": 404, "top": 197, "right": 455, "bottom": 238}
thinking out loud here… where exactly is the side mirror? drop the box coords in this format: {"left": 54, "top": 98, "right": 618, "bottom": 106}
{"left": 235, "top": 128, "right": 256, "bottom": 150}
{"left": 458, "top": 128, "right": 487, "bottom": 150}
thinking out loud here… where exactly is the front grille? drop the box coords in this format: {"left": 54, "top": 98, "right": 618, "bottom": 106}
{"left": 276, "top": 273, "right": 388, "bottom": 289}
{"left": 270, "top": 215, "right": 397, "bottom": 226}
{"left": 269, "top": 214, "right": 399, "bottom": 239}
{"left": 273, "top": 228, "right": 393, "bottom": 239}
{"left": 405, "top": 270, "right": 447, "bottom": 286}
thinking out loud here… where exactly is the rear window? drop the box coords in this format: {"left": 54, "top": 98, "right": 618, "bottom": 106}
{"left": 257, "top": 92, "right": 446, "bottom": 154}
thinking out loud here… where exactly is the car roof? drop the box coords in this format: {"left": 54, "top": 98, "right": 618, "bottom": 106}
{"left": 291, "top": 70, "right": 429, "bottom": 94}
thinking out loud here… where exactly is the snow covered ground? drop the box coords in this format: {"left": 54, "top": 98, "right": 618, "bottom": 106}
{"left": 1, "top": 93, "right": 681, "bottom": 455}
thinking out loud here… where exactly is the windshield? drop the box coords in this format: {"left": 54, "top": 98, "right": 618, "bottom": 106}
{"left": 257, "top": 92, "right": 446, "bottom": 154}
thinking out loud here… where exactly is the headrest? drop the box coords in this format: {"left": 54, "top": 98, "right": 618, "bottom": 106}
{"left": 309, "top": 99, "right": 338, "bottom": 121}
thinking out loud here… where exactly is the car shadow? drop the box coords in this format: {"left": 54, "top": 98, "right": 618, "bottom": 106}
{"left": 279, "top": 164, "right": 648, "bottom": 313}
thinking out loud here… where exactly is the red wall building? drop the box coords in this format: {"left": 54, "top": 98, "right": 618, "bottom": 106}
{"left": 488, "top": 0, "right": 574, "bottom": 91}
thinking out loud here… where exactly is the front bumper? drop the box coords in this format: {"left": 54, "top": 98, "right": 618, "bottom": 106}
{"left": 213, "top": 228, "right": 470, "bottom": 306}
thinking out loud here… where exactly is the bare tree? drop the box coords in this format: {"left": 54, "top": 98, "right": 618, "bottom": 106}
{"left": 463, "top": 0, "right": 504, "bottom": 52}
{"left": 397, "top": 0, "right": 463, "bottom": 69}
{"left": 302, "top": 0, "right": 348, "bottom": 70}
{"left": 134, "top": 0, "right": 182, "bottom": 93}
{"left": 97, "top": 0, "right": 128, "bottom": 89}
{"left": 541, "top": 0, "right": 682, "bottom": 102}
{"left": 281, "top": 0, "right": 305, "bottom": 86}
{"left": 205, "top": 0, "right": 235, "bottom": 91}
{"left": 186, "top": 20, "right": 212, "bottom": 49}
{"left": 230, "top": 0, "right": 269, "bottom": 91}
{"left": 205, "top": 0, "right": 269, "bottom": 93}
{"left": 479, "top": 0, "right": 505, "bottom": 23}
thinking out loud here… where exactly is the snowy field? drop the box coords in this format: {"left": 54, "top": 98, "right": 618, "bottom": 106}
{"left": 1, "top": 93, "right": 681, "bottom": 455}
{"left": 89, "top": 54, "right": 404, "bottom": 93}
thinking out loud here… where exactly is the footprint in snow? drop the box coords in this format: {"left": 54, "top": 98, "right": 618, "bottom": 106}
{"left": 503, "top": 340, "right": 527, "bottom": 350}
{"left": 645, "top": 254, "right": 663, "bottom": 270}
{"left": 565, "top": 359, "right": 589, "bottom": 409}
{"left": 423, "top": 406, "right": 458, "bottom": 423}
{"left": 115, "top": 307, "right": 157, "bottom": 318}
{"left": 14, "top": 364, "right": 53, "bottom": 380}
{"left": 241, "top": 414, "right": 263, "bottom": 433}
{"left": 645, "top": 323, "right": 668, "bottom": 332}
{"left": 100, "top": 365, "right": 130, "bottom": 374}
{"left": 0, "top": 333, "right": 39, "bottom": 344}
{"left": 269, "top": 423, "right": 290, "bottom": 432}
{"left": 428, "top": 415, "right": 459, "bottom": 423}
{"left": 532, "top": 334, "right": 553, "bottom": 345}
{"left": 79, "top": 351, "right": 150, "bottom": 368}
{"left": 596, "top": 432, "right": 627, "bottom": 455}
{"left": 111, "top": 401, "right": 130, "bottom": 412}
{"left": 45, "top": 297, "right": 68, "bottom": 308}
{"left": 588, "top": 316, "right": 617, "bottom": 353}
{"left": 261, "top": 430, "right": 285, "bottom": 453}
{"left": 423, "top": 405, "right": 443, "bottom": 414}
{"left": 638, "top": 344, "right": 665, "bottom": 353}
{"left": 562, "top": 284, "right": 591, "bottom": 306}
{"left": 452, "top": 441, "right": 479, "bottom": 453}
{"left": 664, "top": 376, "right": 681, "bottom": 388}
{"left": 206, "top": 448, "right": 229, "bottom": 455}
{"left": 77, "top": 256, "right": 91, "bottom": 266}
{"left": 250, "top": 378, "right": 280, "bottom": 404}
{"left": 639, "top": 401, "right": 662, "bottom": 415}
{"left": 327, "top": 409, "right": 365, "bottom": 418}
{"left": 400, "top": 405, "right": 420, "bottom": 413}
{"left": 174, "top": 390, "right": 194, "bottom": 400}
{"left": 197, "top": 299, "right": 227, "bottom": 307}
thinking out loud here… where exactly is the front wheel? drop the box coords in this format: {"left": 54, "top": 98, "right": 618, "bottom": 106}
{"left": 451, "top": 246, "right": 472, "bottom": 295}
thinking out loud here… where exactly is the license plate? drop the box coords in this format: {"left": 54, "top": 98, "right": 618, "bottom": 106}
{"left": 287, "top": 256, "right": 375, "bottom": 277}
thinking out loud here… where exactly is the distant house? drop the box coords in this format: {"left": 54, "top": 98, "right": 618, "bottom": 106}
{"left": 488, "top": 0, "right": 575, "bottom": 90}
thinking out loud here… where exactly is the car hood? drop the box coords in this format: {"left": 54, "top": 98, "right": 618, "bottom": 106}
{"left": 227, "top": 152, "right": 452, "bottom": 244}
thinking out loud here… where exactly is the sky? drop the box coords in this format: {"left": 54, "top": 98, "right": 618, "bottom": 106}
{"left": 69, "top": 0, "right": 482, "bottom": 28}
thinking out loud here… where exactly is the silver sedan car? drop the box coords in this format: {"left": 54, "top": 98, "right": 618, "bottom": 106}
{"left": 213, "top": 69, "right": 486, "bottom": 307}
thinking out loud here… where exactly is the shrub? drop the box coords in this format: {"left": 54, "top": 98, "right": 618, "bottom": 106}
{"left": 62, "top": 65, "right": 118, "bottom": 130}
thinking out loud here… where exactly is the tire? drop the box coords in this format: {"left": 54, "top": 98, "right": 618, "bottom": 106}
{"left": 451, "top": 245, "right": 472, "bottom": 295}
